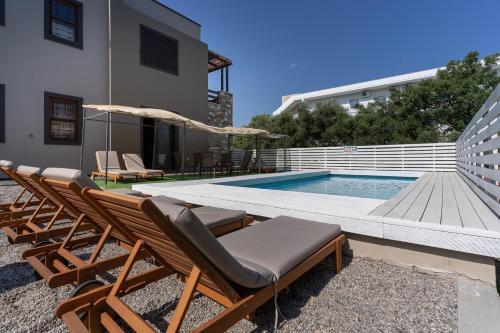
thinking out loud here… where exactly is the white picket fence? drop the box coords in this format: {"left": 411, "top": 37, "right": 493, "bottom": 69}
{"left": 232, "top": 142, "right": 456, "bottom": 172}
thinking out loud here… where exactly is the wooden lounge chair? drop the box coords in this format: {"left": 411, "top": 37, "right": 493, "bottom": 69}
{"left": 1, "top": 165, "right": 95, "bottom": 244}
{"left": 24, "top": 168, "right": 252, "bottom": 289}
{"left": 122, "top": 153, "right": 164, "bottom": 179}
{"left": 0, "top": 160, "right": 47, "bottom": 216}
{"left": 56, "top": 190, "right": 345, "bottom": 333}
{"left": 92, "top": 151, "right": 139, "bottom": 183}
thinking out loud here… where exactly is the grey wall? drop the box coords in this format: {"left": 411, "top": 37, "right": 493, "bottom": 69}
{"left": 0, "top": 0, "right": 209, "bottom": 173}
{"left": 0, "top": 0, "right": 108, "bottom": 172}
{"left": 109, "top": 0, "right": 209, "bottom": 161}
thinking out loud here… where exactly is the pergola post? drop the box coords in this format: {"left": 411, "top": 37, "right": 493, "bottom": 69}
{"left": 104, "top": 111, "right": 110, "bottom": 186}
{"left": 79, "top": 108, "right": 86, "bottom": 171}
{"left": 181, "top": 122, "right": 186, "bottom": 180}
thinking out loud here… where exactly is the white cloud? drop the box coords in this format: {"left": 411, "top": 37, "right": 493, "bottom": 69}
{"left": 289, "top": 63, "right": 299, "bottom": 69}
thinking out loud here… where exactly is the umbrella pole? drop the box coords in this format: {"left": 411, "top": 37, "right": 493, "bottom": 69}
{"left": 227, "top": 134, "right": 231, "bottom": 175}
{"left": 152, "top": 119, "right": 157, "bottom": 169}
{"left": 79, "top": 108, "right": 86, "bottom": 171}
{"left": 105, "top": 111, "right": 110, "bottom": 186}
{"left": 181, "top": 122, "right": 186, "bottom": 180}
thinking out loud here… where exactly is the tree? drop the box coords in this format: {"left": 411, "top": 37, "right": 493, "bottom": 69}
{"left": 235, "top": 51, "right": 499, "bottom": 148}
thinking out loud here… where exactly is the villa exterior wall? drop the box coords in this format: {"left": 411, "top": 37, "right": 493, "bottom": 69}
{"left": 0, "top": 0, "right": 108, "bottom": 171}
{"left": 108, "top": 0, "right": 209, "bottom": 168}
{"left": 0, "top": 0, "right": 209, "bottom": 173}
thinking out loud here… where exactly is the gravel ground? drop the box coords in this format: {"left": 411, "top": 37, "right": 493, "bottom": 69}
{"left": 0, "top": 183, "right": 458, "bottom": 332}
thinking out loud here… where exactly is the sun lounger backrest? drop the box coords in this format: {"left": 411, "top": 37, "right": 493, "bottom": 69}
{"left": 96, "top": 151, "right": 122, "bottom": 172}
{"left": 85, "top": 189, "right": 274, "bottom": 291}
{"left": 122, "top": 154, "right": 146, "bottom": 171}
{"left": 0, "top": 161, "right": 38, "bottom": 195}
{"left": 15, "top": 166, "right": 80, "bottom": 218}
{"left": 41, "top": 168, "right": 131, "bottom": 243}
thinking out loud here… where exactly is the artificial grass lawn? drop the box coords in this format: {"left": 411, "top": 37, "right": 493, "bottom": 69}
{"left": 94, "top": 172, "right": 252, "bottom": 190}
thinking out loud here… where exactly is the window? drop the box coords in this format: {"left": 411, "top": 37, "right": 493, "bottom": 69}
{"left": 349, "top": 99, "right": 360, "bottom": 108}
{"left": 0, "top": 84, "right": 4, "bottom": 143}
{"left": 0, "top": 0, "right": 5, "bottom": 26}
{"left": 374, "top": 96, "right": 387, "bottom": 103}
{"left": 44, "top": 92, "right": 82, "bottom": 145}
{"left": 44, "top": 0, "right": 83, "bottom": 49}
{"left": 140, "top": 25, "right": 179, "bottom": 75}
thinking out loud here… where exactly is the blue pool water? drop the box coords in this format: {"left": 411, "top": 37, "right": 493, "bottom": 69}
{"left": 229, "top": 174, "right": 416, "bottom": 200}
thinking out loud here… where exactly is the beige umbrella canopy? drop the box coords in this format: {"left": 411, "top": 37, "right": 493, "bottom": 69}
{"left": 83, "top": 105, "right": 282, "bottom": 139}
{"left": 81, "top": 104, "right": 286, "bottom": 182}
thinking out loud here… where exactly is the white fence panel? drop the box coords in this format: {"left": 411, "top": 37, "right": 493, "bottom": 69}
{"left": 456, "top": 84, "right": 500, "bottom": 216}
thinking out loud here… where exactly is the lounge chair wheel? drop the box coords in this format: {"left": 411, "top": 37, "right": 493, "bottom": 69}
{"left": 69, "top": 280, "right": 105, "bottom": 321}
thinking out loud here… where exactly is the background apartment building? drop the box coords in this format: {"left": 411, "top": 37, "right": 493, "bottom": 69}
{"left": 0, "top": 0, "right": 232, "bottom": 173}
{"left": 274, "top": 64, "right": 500, "bottom": 116}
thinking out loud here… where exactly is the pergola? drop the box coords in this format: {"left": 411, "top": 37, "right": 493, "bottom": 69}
{"left": 80, "top": 105, "right": 285, "bottom": 184}
{"left": 208, "top": 50, "right": 232, "bottom": 91}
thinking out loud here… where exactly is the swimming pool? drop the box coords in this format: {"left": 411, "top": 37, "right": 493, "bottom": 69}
{"left": 225, "top": 174, "right": 416, "bottom": 200}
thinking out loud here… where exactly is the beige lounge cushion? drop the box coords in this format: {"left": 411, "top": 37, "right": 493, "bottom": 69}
{"left": 16, "top": 165, "right": 42, "bottom": 176}
{"left": 191, "top": 206, "right": 245, "bottom": 228}
{"left": 149, "top": 195, "right": 187, "bottom": 207}
{"left": 42, "top": 168, "right": 147, "bottom": 197}
{"left": 96, "top": 151, "right": 122, "bottom": 171}
{"left": 219, "top": 216, "right": 341, "bottom": 279}
{"left": 0, "top": 160, "right": 15, "bottom": 169}
{"left": 154, "top": 202, "right": 274, "bottom": 288}
{"left": 42, "top": 168, "right": 101, "bottom": 190}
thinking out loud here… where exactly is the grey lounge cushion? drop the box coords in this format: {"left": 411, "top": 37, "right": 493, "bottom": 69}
{"left": 0, "top": 160, "right": 15, "bottom": 169}
{"left": 219, "top": 216, "right": 341, "bottom": 279}
{"left": 191, "top": 206, "right": 245, "bottom": 228}
{"left": 17, "top": 165, "right": 42, "bottom": 176}
{"left": 154, "top": 202, "right": 274, "bottom": 289}
{"left": 42, "top": 168, "right": 101, "bottom": 190}
{"left": 149, "top": 195, "right": 187, "bottom": 207}
{"left": 106, "top": 188, "right": 144, "bottom": 197}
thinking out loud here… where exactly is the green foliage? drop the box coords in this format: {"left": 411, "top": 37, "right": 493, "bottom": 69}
{"left": 235, "top": 51, "right": 500, "bottom": 148}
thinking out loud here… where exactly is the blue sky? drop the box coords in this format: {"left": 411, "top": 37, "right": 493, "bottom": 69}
{"left": 160, "top": 0, "right": 500, "bottom": 126}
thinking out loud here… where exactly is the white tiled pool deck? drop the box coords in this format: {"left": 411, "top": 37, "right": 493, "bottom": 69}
{"left": 133, "top": 170, "right": 500, "bottom": 258}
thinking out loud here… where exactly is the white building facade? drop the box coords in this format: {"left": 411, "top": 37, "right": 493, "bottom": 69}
{"left": 274, "top": 64, "right": 499, "bottom": 116}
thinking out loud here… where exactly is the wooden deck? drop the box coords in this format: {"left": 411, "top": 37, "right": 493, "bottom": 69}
{"left": 370, "top": 172, "right": 500, "bottom": 232}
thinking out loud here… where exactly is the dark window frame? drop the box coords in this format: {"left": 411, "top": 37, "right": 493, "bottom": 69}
{"left": 0, "top": 0, "right": 5, "bottom": 26}
{"left": 44, "top": 0, "right": 83, "bottom": 49}
{"left": 140, "top": 24, "right": 179, "bottom": 76}
{"left": 0, "top": 84, "right": 5, "bottom": 143}
{"left": 44, "top": 92, "right": 83, "bottom": 145}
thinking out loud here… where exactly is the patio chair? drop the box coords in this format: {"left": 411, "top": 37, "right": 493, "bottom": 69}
{"left": 194, "top": 151, "right": 216, "bottom": 177}
{"left": 92, "top": 151, "right": 139, "bottom": 183}
{"left": 55, "top": 190, "right": 345, "bottom": 333}
{"left": 174, "top": 152, "right": 195, "bottom": 174}
{"left": 122, "top": 153, "right": 164, "bottom": 179}
{"left": 1, "top": 165, "right": 96, "bottom": 244}
{"left": 24, "top": 168, "right": 252, "bottom": 289}
{"left": 232, "top": 150, "right": 252, "bottom": 173}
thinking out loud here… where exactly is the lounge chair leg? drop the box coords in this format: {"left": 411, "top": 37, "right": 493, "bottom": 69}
{"left": 166, "top": 266, "right": 202, "bottom": 333}
{"left": 335, "top": 239, "right": 342, "bottom": 274}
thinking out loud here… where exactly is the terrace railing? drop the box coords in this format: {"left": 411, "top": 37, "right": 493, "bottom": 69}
{"left": 456, "top": 84, "right": 500, "bottom": 216}
{"left": 231, "top": 142, "right": 456, "bottom": 172}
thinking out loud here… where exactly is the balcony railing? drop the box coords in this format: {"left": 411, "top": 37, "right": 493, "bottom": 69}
{"left": 208, "top": 89, "right": 219, "bottom": 103}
